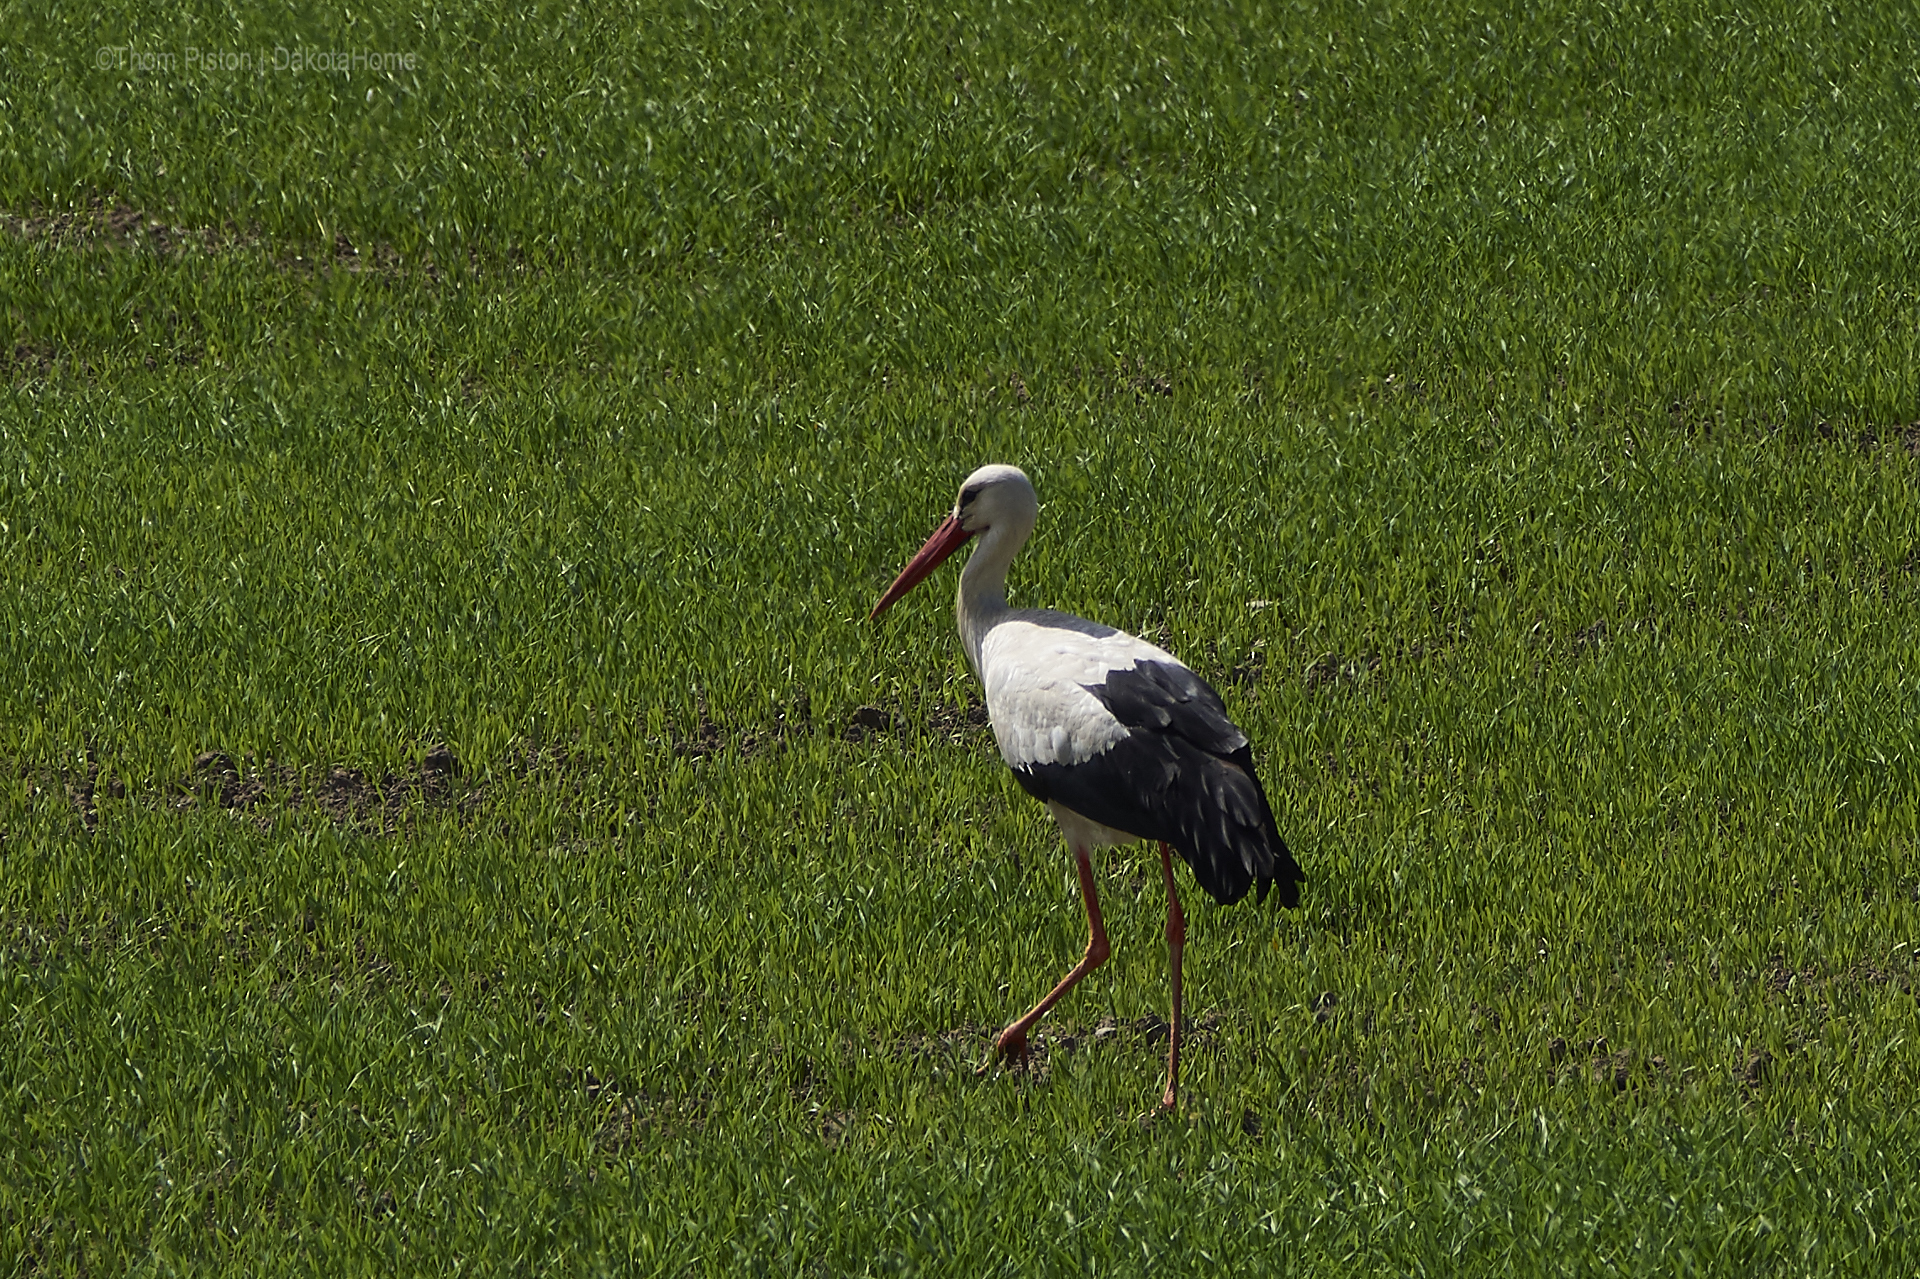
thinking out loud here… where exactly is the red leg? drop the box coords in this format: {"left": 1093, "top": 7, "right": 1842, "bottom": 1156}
{"left": 1157, "top": 841, "right": 1187, "bottom": 1113}
{"left": 982, "top": 845, "right": 1109, "bottom": 1071}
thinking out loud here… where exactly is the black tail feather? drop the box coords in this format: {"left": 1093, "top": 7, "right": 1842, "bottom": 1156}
{"left": 1174, "top": 745, "right": 1301, "bottom": 907}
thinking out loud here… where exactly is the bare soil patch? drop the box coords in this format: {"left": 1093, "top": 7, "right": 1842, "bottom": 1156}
{"left": 842, "top": 693, "right": 990, "bottom": 745}
{"left": 1815, "top": 418, "right": 1920, "bottom": 458}
{"left": 155, "top": 744, "right": 477, "bottom": 833}
{"left": 2, "top": 196, "right": 413, "bottom": 277}
{"left": 668, "top": 691, "right": 815, "bottom": 758}
{"left": 3, "top": 198, "right": 246, "bottom": 255}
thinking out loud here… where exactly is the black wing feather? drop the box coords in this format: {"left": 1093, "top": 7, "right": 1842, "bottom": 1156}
{"left": 1011, "top": 659, "right": 1303, "bottom": 908}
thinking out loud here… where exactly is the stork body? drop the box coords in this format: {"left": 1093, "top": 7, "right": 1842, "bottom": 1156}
{"left": 871, "top": 464, "right": 1302, "bottom": 1112}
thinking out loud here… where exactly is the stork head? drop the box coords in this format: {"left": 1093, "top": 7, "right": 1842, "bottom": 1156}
{"left": 951, "top": 463, "right": 1038, "bottom": 534}
{"left": 870, "top": 464, "right": 1037, "bottom": 619}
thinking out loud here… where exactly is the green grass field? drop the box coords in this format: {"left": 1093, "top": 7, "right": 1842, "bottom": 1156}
{"left": 5, "top": 0, "right": 1920, "bottom": 1272}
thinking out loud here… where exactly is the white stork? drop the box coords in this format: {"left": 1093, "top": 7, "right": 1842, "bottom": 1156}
{"left": 870, "top": 463, "right": 1302, "bottom": 1113}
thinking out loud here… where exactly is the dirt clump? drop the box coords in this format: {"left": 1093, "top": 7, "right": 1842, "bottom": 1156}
{"left": 844, "top": 705, "right": 899, "bottom": 742}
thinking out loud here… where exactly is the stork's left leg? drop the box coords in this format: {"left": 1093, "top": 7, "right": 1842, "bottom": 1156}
{"left": 1156, "top": 841, "right": 1187, "bottom": 1113}
{"left": 980, "top": 844, "right": 1109, "bottom": 1072}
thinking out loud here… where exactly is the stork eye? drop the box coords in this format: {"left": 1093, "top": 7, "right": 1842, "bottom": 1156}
{"left": 959, "top": 484, "right": 984, "bottom": 507}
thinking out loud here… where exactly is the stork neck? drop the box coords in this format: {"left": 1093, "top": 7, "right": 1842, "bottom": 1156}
{"left": 955, "top": 516, "right": 1029, "bottom": 674}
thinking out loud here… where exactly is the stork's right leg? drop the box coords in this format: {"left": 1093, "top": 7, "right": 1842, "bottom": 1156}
{"left": 981, "top": 845, "right": 1109, "bottom": 1070}
{"left": 1155, "top": 841, "right": 1187, "bottom": 1114}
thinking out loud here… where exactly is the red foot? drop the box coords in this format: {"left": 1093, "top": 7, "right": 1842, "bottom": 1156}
{"left": 1136, "top": 1093, "right": 1178, "bottom": 1126}
{"left": 979, "top": 1026, "right": 1031, "bottom": 1074}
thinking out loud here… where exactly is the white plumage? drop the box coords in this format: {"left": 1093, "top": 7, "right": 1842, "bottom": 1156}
{"left": 979, "top": 616, "right": 1142, "bottom": 768}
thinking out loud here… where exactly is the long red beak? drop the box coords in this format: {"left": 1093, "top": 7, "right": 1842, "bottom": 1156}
{"left": 870, "top": 514, "right": 975, "bottom": 620}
